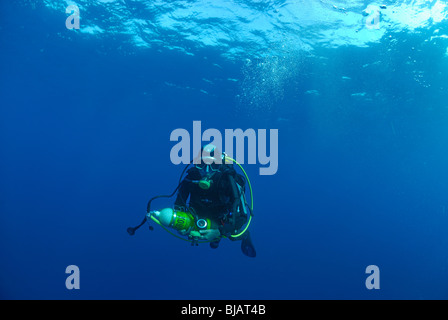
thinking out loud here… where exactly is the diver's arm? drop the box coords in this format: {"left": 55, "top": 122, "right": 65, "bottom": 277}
{"left": 221, "top": 174, "right": 247, "bottom": 234}
{"left": 228, "top": 174, "right": 241, "bottom": 216}
{"left": 198, "top": 228, "right": 221, "bottom": 241}
{"left": 174, "top": 180, "right": 190, "bottom": 209}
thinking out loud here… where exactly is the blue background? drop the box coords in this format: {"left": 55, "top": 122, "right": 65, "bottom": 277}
{"left": 1, "top": 1, "right": 448, "bottom": 299}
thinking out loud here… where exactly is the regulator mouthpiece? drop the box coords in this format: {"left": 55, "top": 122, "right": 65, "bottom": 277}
{"left": 198, "top": 179, "right": 211, "bottom": 189}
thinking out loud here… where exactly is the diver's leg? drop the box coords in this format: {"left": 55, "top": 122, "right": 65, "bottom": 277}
{"left": 210, "top": 238, "right": 221, "bottom": 249}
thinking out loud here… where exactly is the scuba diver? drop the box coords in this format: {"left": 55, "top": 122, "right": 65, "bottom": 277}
{"left": 127, "top": 144, "right": 256, "bottom": 258}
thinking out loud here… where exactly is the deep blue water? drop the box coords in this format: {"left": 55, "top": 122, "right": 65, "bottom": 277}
{"left": 1, "top": 1, "right": 448, "bottom": 300}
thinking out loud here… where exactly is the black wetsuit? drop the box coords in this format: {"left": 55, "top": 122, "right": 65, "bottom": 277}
{"left": 174, "top": 165, "right": 247, "bottom": 236}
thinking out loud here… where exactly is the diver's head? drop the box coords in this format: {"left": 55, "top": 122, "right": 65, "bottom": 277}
{"left": 194, "top": 144, "right": 223, "bottom": 188}
{"left": 195, "top": 144, "right": 223, "bottom": 172}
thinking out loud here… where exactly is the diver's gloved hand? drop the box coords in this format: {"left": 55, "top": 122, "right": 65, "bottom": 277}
{"left": 198, "top": 229, "right": 221, "bottom": 241}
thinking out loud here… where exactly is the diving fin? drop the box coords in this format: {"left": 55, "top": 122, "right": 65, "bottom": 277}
{"left": 241, "top": 231, "right": 256, "bottom": 258}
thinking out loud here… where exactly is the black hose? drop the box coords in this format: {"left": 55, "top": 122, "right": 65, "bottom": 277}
{"left": 127, "top": 161, "right": 192, "bottom": 236}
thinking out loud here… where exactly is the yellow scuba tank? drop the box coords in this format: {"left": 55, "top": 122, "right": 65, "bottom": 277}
{"left": 148, "top": 208, "right": 212, "bottom": 233}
